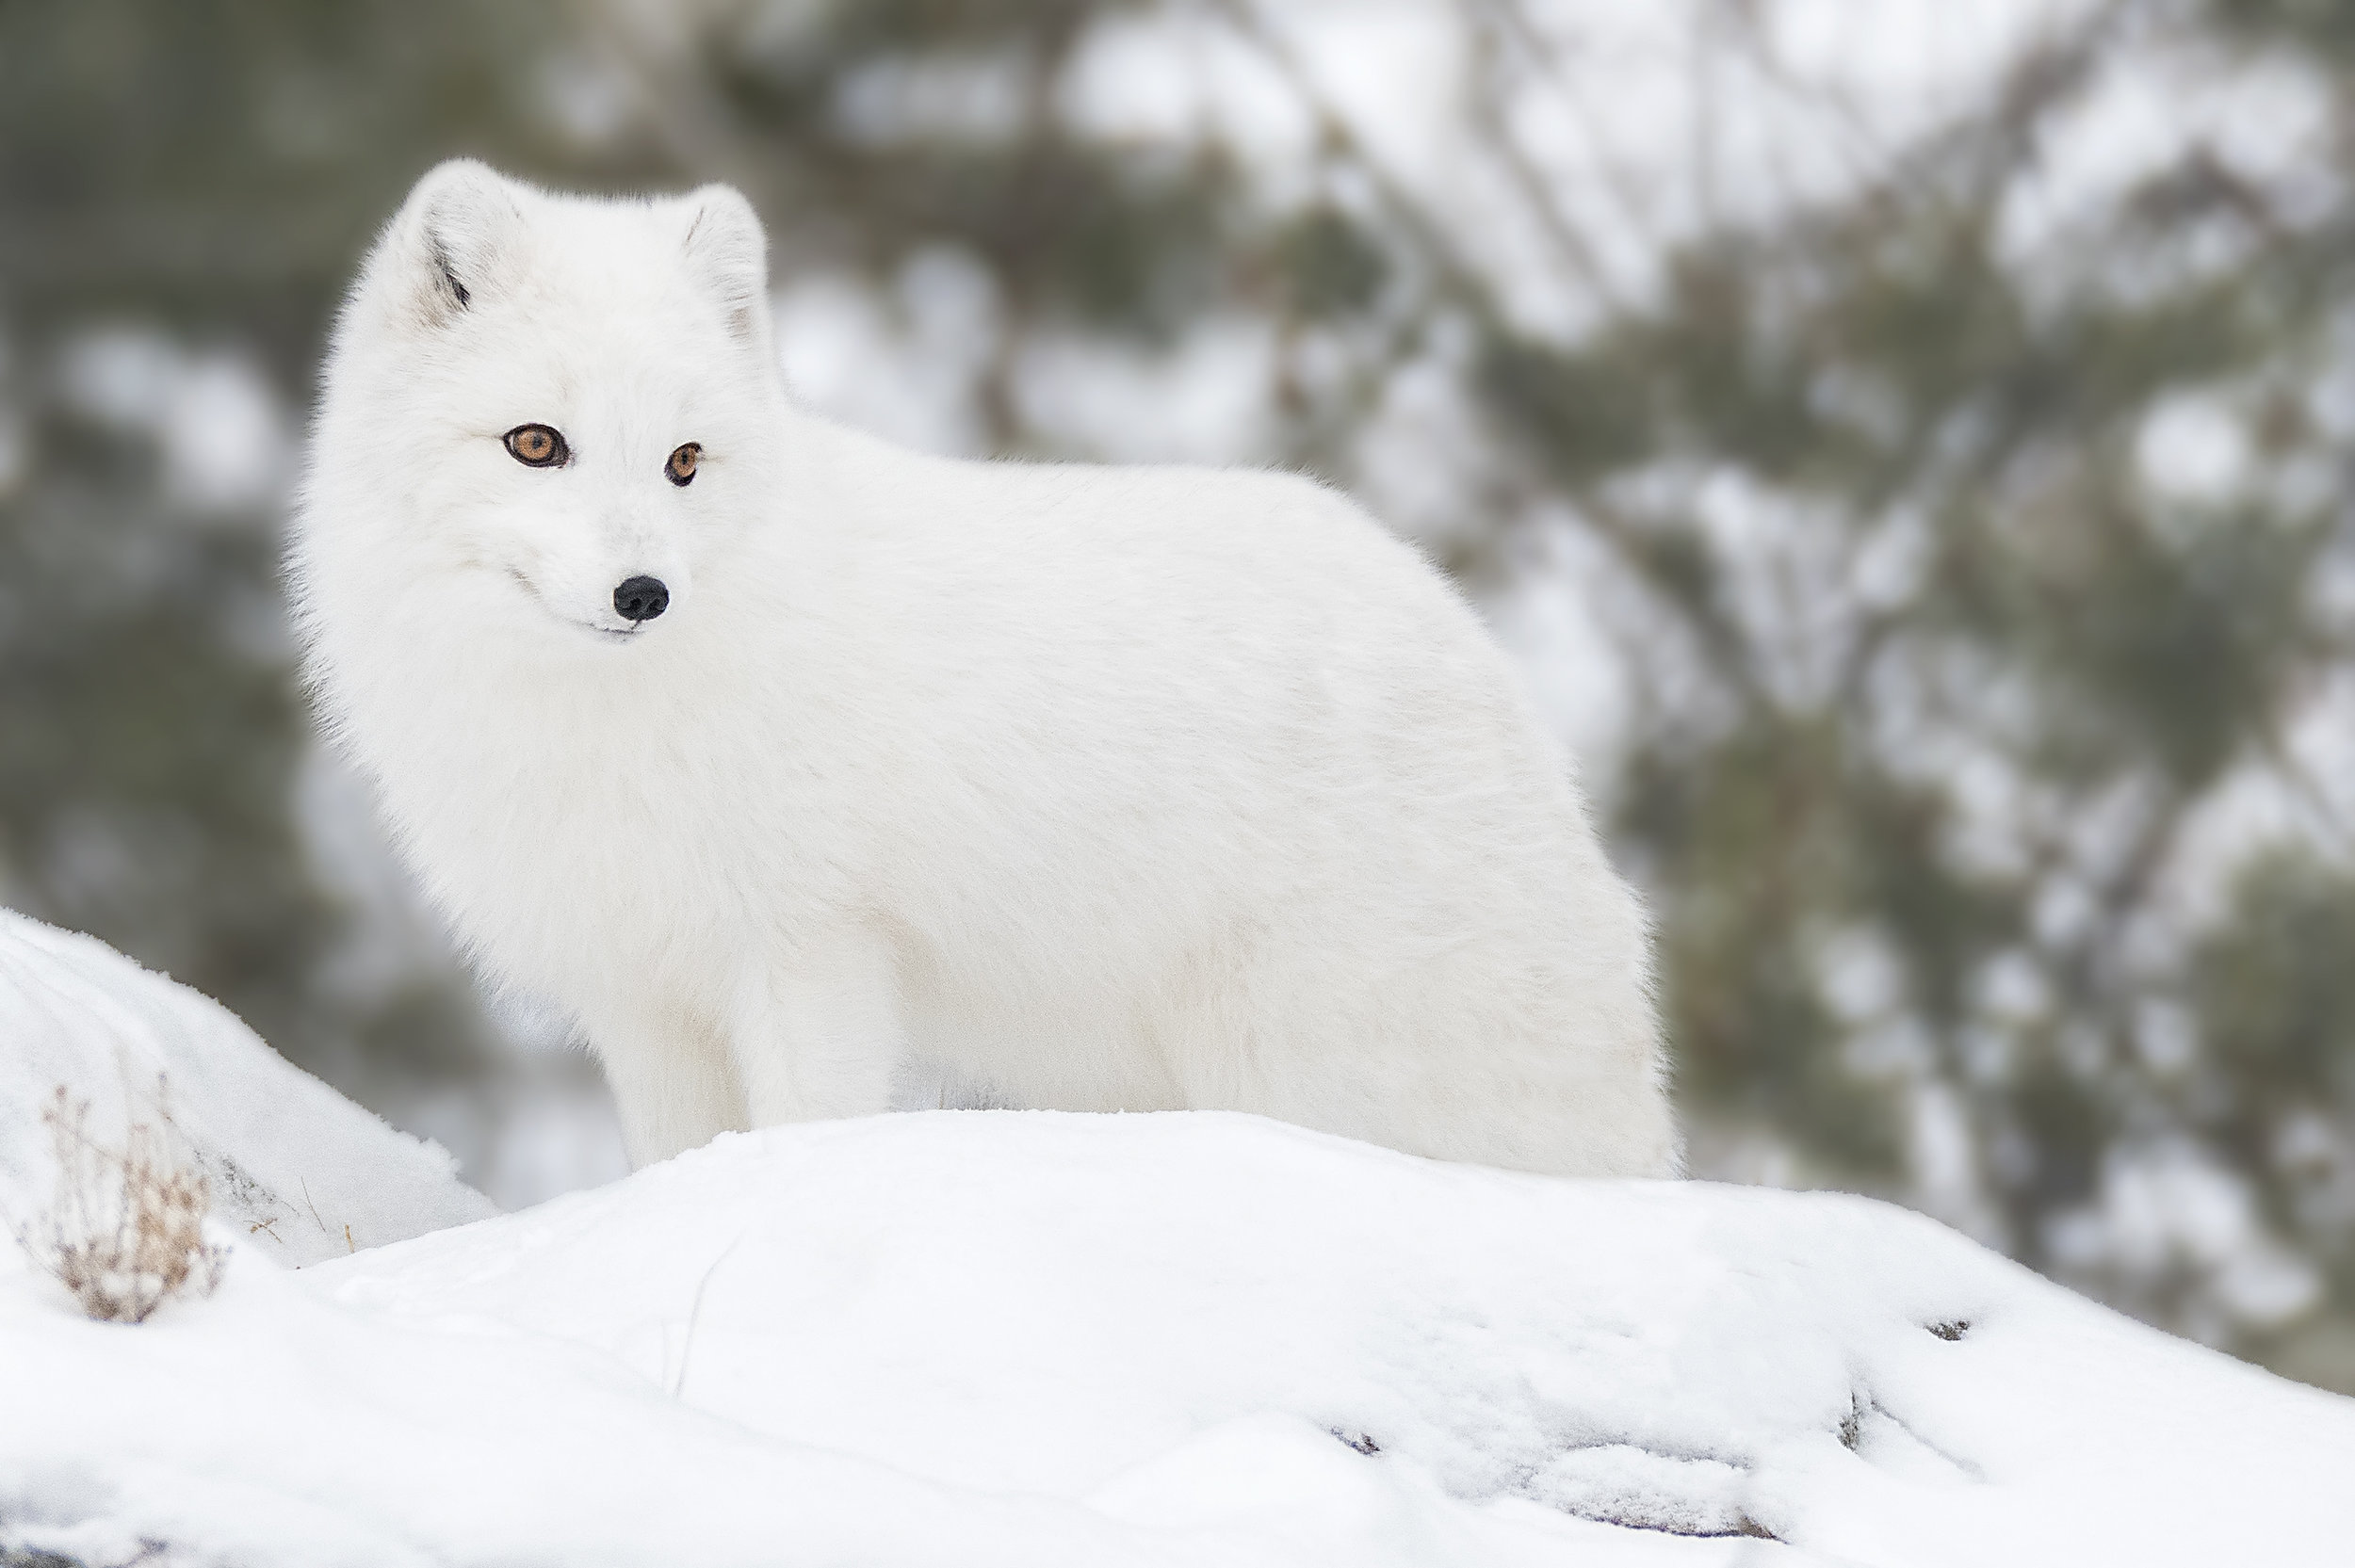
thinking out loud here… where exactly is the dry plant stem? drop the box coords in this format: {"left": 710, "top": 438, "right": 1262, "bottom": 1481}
{"left": 12, "top": 1082, "right": 227, "bottom": 1324}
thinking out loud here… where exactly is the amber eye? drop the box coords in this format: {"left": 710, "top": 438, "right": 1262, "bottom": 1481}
{"left": 666, "top": 443, "right": 701, "bottom": 487}
{"left": 504, "top": 424, "right": 569, "bottom": 467}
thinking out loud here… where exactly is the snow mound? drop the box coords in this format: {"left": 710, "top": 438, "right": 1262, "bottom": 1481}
{"left": 0, "top": 908, "right": 493, "bottom": 1266}
{"left": 7, "top": 1108, "right": 2352, "bottom": 1566}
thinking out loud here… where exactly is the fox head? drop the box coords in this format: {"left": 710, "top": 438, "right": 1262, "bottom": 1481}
{"left": 299, "top": 160, "right": 785, "bottom": 655}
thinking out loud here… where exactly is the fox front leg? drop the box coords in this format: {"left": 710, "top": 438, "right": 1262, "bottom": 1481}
{"left": 584, "top": 999, "right": 750, "bottom": 1170}
{"left": 726, "top": 929, "right": 905, "bottom": 1129}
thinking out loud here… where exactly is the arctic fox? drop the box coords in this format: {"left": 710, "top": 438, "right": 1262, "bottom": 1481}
{"left": 293, "top": 160, "right": 1679, "bottom": 1178}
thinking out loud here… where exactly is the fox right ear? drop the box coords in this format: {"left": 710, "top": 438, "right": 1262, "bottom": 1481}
{"left": 680, "top": 185, "right": 772, "bottom": 356}
{"left": 388, "top": 159, "right": 527, "bottom": 326}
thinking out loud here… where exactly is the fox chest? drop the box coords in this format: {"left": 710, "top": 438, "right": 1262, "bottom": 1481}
{"left": 392, "top": 727, "right": 787, "bottom": 978}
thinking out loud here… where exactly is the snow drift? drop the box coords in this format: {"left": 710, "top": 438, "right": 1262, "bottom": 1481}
{"left": 0, "top": 907, "right": 492, "bottom": 1267}
{"left": 2, "top": 912, "right": 2351, "bottom": 1565}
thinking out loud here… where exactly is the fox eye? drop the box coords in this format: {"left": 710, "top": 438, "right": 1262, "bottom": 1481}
{"left": 666, "top": 443, "right": 701, "bottom": 487}
{"left": 504, "top": 424, "right": 569, "bottom": 467}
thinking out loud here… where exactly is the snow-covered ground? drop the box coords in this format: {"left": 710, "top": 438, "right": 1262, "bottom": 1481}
{"left": 4, "top": 913, "right": 2352, "bottom": 1565}
{"left": 0, "top": 908, "right": 492, "bottom": 1267}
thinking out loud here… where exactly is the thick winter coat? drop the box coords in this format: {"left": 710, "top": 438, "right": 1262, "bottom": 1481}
{"left": 292, "top": 161, "right": 1679, "bottom": 1176}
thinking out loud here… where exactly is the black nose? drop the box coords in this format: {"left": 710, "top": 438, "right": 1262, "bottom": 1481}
{"left": 613, "top": 575, "right": 669, "bottom": 622}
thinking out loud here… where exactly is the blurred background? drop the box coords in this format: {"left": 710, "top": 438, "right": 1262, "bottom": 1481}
{"left": 7, "top": 0, "right": 2355, "bottom": 1392}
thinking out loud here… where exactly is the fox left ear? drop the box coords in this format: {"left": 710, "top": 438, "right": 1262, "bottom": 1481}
{"left": 681, "top": 186, "right": 772, "bottom": 359}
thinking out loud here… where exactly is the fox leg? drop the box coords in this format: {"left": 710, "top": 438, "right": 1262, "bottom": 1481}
{"left": 727, "top": 927, "right": 904, "bottom": 1129}
{"left": 584, "top": 1000, "right": 749, "bottom": 1169}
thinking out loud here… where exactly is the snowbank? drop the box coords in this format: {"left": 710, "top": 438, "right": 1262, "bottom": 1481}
{"left": 0, "top": 909, "right": 493, "bottom": 1266}
{"left": 6, "top": 1103, "right": 2353, "bottom": 1565}
{"left": 1, "top": 909, "right": 2347, "bottom": 1562}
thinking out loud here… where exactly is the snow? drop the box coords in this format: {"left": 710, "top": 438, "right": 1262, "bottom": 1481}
{"left": 0, "top": 909, "right": 493, "bottom": 1268}
{"left": 3, "top": 912, "right": 2352, "bottom": 1564}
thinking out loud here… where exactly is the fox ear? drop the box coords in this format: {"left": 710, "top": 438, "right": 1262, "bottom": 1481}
{"left": 680, "top": 185, "right": 771, "bottom": 356}
{"left": 389, "top": 159, "right": 527, "bottom": 327}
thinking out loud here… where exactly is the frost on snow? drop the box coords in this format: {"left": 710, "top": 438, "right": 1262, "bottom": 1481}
{"left": 2, "top": 913, "right": 2352, "bottom": 1566}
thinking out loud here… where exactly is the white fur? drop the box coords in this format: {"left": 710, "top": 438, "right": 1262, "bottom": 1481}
{"left": 291, "top": 161, "right": 1680, "bottom": 1177}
